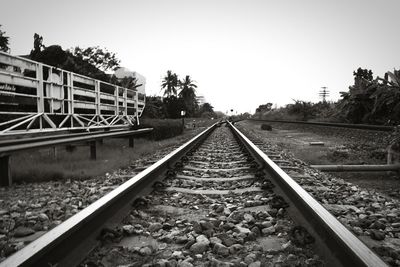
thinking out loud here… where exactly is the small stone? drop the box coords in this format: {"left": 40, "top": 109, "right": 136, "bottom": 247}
{"left": 200, "top": 221, "right": 214, "bottom": 230}
{"left": 0, "top": 210, "right": 9, "bottom": 216}
{"left": 213, "top": 243, "right": 229, "bottom": 256}
{"left": 122, "top": 225, "right": 135, "bottom": 234}
{"left": 262, "top": 226, "right": 276, "bottom": 235}
{"left": 14, "top": 226, "right": 35, "bottom": 237}
{"left": 261, "top": 221, "right": 273, "bottom": 228}
{"left": 392, "top": 222, "right": 400, "bottom": 228}
{"left": 359, "top": 214, "right": 367, "bottom": 220}
{"left": 370, "top": 221, "right": 386, "bottom": 230}
{"left": 370, "top": 229, "right": 385, "bottom": 241}
{"left": 352, "top": 227, "right": 363, "bottom": 236}
{"left": 235, "top": 225, "right": 251, "bottom": 235}
{"left": 38, "top": 213, "right": 49, "bottom": 221}
{"left": 287, "top": 254, "right": 297, "bottom": 261}
{"left": 248, "top": 261, "right": 261, "bottom": 267}
{"left": 244, "top": 213, "right": 255, "bottom": 223}
{"left": 149, "top": 222, "right": 163, "bottom": 232}
{"left": 228, "top": 211, "right": 242, "bottom": 221}
{"left": 276, "top": 255, "right": 285, "bottom": 263}
{"left": 192, "top": 222, "right": 202, "bottom": 233}
{"left": 139, "top": 246, "right": 153, "bottom": 256}
{"left": 281, "top": 240, "right": 292, "bottom": 250}
{"left": 220, "top": 234, "right": 236, "bottom": 247}
{"left": 178, "top": 261, "right": 193, "bottom": 267}
{"left": 163, "top": 223, "right": 174, "bottom": 230}
{"left": 155, "top": 259, "right": 169, "bottom": 267}
{"left": 196, "top": 235, "right": 210, "bottom": 244}
{"left": 246, "top": 232, "right": 257, "bottom": 241}
{"left": 244, "top": 253, "right": 256, "bottom": 264}
{"left": 254, "top": 195, "right": 262, "bottom": 201}
{"left": 371, "top": 203, "right": 381, "bottom": 209}
{"left": 210, "top": 236, "right": 222, "bottom": 245}
{"left": 172, "top": 250, "right": 184, "bottom": 259}
{"left": 190, "top": 242, "right": 209, "bottom": 254}
{"left": 223, "top": 208, "right": 232, "bottom": 216}
{"left": 176, "top": 236, "right": 189, "bottom": 244}
{"left": 229, "top": 244, "right": 243, "bottom": 254}
{"left": 251, "top": 226, "right": 261, "bottom": 236}
{"left": 216, "top": 205, "right": 225, "bottom": 213}
{"left": 14, "top": 241, "right": 25, "bottom": 251}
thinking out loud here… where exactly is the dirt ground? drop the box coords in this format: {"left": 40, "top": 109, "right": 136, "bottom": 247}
{"left": 241, "top": 120, "right": 400, "bottom": 199}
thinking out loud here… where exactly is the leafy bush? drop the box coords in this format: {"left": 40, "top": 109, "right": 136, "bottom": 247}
{"left": 336, "top": 68, "right": 400, "bottom": 125}
{"left": 287, "top": 100, "right": 316, "bottom": 120}
{"left": 140, "top": 119, "right": 183, "bottom": 140}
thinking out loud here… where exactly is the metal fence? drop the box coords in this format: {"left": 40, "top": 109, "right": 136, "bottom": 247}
{"left": 0, "top": 52, "right": 145, "bottom": 135}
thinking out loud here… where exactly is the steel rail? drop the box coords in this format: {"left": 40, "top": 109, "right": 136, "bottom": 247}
{"left": 0, "top": 128, "right": 135, "bottom": 147}
{"left": 0, "top": 123, "right": 218, "bottom": 267}
{"left": 249, "top": 119, "right": 394, "bottom": 131}
{"left": 0, "top": 124, "right": 138, "bottom": 137}
{"left": 229, "top": 121, "right": 387, "bottom": 267}
{"left": 312, "top": 163, "right": 400, "bottom": 172}
{"left": 0, "top": 128, "right": 153, "bottom": 156}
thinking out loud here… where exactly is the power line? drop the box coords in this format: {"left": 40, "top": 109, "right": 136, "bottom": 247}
{"left": 319, "top": 86, "right": 329, "bottom": 103}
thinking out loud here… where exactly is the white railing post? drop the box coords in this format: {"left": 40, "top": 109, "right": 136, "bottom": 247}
{"left": 37, "top": 64, "right": 44, "bottom": 113}
{"left": 67, "top": 72, "right": 72, "bottom": 115}
{"left": 123, "top": 88, "right": 127, "bottom": 116}
{"left": 49, "top": 67, "right": 54, "bottom": 114}
{"left": 135, "top": 90, "right": 139, "bottom": 124}
{"left": 115, "top": 86, "right": 119, "bottom": 115}
{"left": 95, "top": 80, "right": 100, "bottom": 117}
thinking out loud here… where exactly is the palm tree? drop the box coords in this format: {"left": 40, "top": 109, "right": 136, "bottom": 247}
{"left": 179, "top": 75, "right": 197, "bottom": 115}
{"left": 161, "top": 70, "right": 178, "bottom": 97}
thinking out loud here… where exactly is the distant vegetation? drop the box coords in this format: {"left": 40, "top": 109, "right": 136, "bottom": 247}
{"left": 142, "top": 70, "right": 219, "bottom": 119}
{"left": 0, "top": 25, "right": 10, "bottom": 52}
{"left": 255, "top": 67, "right": 400, "bottom": 125}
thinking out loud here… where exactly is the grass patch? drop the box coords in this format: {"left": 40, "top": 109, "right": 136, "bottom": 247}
{"left": 10, "top": 119, "right": 215, "bottom": 184}
{"left": 140, "top": 118, "right": 215, "bottom": 140}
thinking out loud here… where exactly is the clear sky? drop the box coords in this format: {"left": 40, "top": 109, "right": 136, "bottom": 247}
{"left": 2, "top": 0, "right": 399, "bottom": 113}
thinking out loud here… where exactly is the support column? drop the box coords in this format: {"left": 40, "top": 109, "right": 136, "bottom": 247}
{"left": 0, "top": 155, "right": 12, "bottom": 186}
{"left": 129, "top": 136, "right": 134, "bottom": 148}
{"left": 90, "top": 141, "right": 97, "bottom": 160}
{"left": 52, "top": 147, "right": 57, "bottom": 160}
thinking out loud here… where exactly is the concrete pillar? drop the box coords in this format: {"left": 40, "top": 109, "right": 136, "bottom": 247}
{"left": 90, "top": 141, "right": 97, "bottom": 160}
{"left": 0, "top": 155, "right": 12, "bottom": 186}
{"left": 129, "top": 136, "right": 134, "bottom": 148}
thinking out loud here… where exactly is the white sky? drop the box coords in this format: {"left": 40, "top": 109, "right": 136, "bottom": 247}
{"left": 2, "top": 0, "right": 400, "bottom": 113}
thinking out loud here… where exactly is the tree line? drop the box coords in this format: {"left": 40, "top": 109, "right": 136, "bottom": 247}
{"left": 143, "top": 70, "right": 215, "bottom": 119}
{"left": 255, "top": 67, "right": 400, "bottom": 125}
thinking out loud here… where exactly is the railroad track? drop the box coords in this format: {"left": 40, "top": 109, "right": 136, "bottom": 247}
{"left": 0, "top": 122, "right": 387, "bottom": 266}
{"left": 248, "top": 119, "right": 394, "bottom": 132}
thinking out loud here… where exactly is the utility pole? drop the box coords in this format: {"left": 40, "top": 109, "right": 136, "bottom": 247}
{"left": 319, "top": 87, "right": 329, "bottom": 103}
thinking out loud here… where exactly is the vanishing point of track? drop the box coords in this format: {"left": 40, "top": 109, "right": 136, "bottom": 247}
{"left": 0, "top": 122, "right": 387, "bottom": 267}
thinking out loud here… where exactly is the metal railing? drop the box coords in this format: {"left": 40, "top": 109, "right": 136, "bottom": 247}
{"left": 0, "top": 51, "right": 146, "bottom": 135}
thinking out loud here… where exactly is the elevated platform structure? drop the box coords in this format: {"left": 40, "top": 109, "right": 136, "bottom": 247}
{"left": 114, "top": 67, "right": 146, "bottom": 117}
{"left": 0, "top": 52, "right": 146, "bottom": 136}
